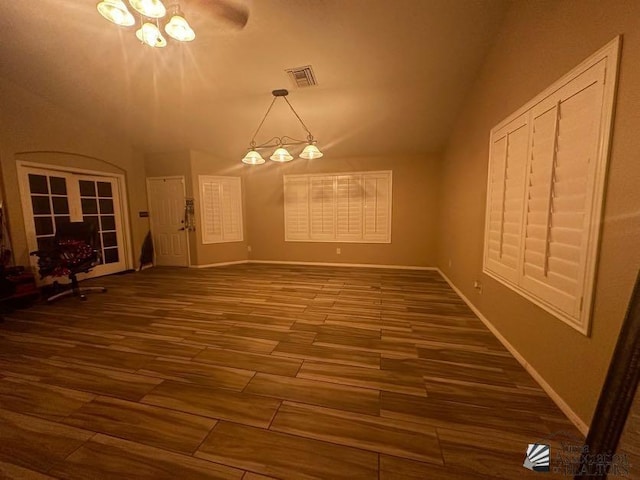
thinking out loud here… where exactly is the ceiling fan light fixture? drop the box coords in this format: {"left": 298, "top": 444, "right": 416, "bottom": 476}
{"left": 299, "top": 143, "right": 323, "bottom": 160}
{"left": 270, "top": 147, "right": 294, "bottom": 163}
{"left": 165, "top": 13, "right": 195, "bottom": 42}
{"left": 128, "top": 0, "right": 167, "bottom": 19}
{"left": 136, "top": 22, "right": 167, "bottom": 47}
{"left": 242, "top": 150, "right": 266, "bottom": 165}
{"left": 97, "top": 0, "right": 135, "bottom": 26}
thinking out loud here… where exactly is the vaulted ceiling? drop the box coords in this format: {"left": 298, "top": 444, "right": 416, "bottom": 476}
{"left": 0, "top": 0, "right": 509, "bottom": 160}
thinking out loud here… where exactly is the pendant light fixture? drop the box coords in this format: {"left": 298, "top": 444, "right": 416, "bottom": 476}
{"left": 96, "top": 0, "right": 195, "bottom": 47}
{"left": 242, "top": 89, "right": 324, "bottom": 165}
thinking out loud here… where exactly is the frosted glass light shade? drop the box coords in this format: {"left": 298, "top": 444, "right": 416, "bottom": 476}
{"left": 97, "top": 0, "right": 135, "bottom": 26}
{"left": 165, "top": 14, "right": 195, "bottom": 41}
{"left": 299, "top": 144, "right": 323, "bottom": 160}
{"left": 128, "top": 0, "right": 166, "bottom": 18}
{"left": 270, "top": 147, "right": 294, "bottom": 162}
{"left": 136, "top": 22, "right": 167, "bottom": 47}
{"left": 242, "top": 150, "right": 266, "bottom": 165}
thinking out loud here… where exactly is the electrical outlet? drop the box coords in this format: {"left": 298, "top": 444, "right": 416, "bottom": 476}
{"left": 247, "top": 246, "right": 252, "bottom": 253}
{"left": 448, "top": 258, "right": 452, "bottom": 268}
{"left": 336, "top": 248, "right": 341, "bottom": 254}
{"left": 474, "top": 280, "right": 483, "bottom": 294}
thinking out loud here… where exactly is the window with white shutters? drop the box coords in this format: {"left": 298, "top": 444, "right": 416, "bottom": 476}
{"left": 482, "top": 37, "right": 619, "bottom": 335}
{"left": 199, "top": 176, "right": 243, "bottom": 243}
{"left": 284, "top": 171, "right": 392, "bottom": 243}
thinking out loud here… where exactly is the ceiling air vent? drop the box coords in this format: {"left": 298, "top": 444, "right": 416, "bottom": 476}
{"left": 285, "top": 65, "right": 318, "bottom": 88}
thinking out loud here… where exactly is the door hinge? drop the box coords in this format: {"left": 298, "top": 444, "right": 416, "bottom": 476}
{"left": 579, "top": 296, "right": 584, "bottom": 311}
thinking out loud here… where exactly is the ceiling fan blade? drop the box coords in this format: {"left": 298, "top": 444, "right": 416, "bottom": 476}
{"left": 189, "top": 0, "right": 250, "bottom": 30}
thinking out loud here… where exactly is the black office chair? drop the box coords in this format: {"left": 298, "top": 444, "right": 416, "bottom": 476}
{"left": 31, "top": 221, "right": 107, "bottom": 302}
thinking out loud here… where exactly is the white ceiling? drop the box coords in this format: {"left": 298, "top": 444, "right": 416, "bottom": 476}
{"left": 0, "top": 0, "right": 509, "bottom": 160}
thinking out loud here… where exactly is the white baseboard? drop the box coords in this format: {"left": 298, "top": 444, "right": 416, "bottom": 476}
{"left": 190, "top": 260, "right": 249, "bottom": 269}
{"left": 190, "top": 259, "right": 436, "bottom": 271}
{"left": 436, "top": 268, "right": 589, "bottom": 436}
{"left": 248, "top": 260, "right": 437, "bottom": 271}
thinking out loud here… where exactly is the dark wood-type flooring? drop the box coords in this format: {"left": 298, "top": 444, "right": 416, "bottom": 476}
{"left": 0, "top": 264, "right": 583, "bottom": 479}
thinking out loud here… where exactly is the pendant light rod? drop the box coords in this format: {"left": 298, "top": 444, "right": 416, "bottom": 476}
{"left": 283, "top": 96, "right": 312, "bottom": 137}
{"left": 249, "top": 96, "right": 278, "bottom": 147}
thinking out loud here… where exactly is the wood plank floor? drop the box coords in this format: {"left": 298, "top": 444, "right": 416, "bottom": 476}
{"left": 0, "top": 264, "right": 583, "bottom": 479}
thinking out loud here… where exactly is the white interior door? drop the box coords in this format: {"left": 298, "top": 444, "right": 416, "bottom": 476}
{"left": 19, "top": 166, "right": 128, "bottom": 280}
{"left": 147, "top": 177, "right": 189, "bottom": 267}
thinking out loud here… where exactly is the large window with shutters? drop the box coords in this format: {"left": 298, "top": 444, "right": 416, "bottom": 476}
{"left": 284, "top": 171, "right": 392, "bottom": 243}
{"left": 199, "top": 176, "right": 243, "bottom": 244}
{"left": 483, "top": 38, "right": 619, "bottom": 335}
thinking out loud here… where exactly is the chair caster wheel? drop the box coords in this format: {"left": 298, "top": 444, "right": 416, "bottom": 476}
{"left": 80, "top": 295, "right": 87, "bottom": 301}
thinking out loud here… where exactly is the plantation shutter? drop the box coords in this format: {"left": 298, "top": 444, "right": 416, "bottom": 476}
{"left": 201, "top": 180, "right": 222, "bottom": 243}
{"left": 283, "top": 171, "right": 392, "bottom": 243}
{"left": 200, "top": 176, "right": 243, "bottom": 244}
{"left": 363, "top": 172, "right": 392, "bottom": 242}
{"left": 309, "top": 176, "right": 336, "bottom": 240}
{"left": 521, "top": 61, "right": 606, "bottom": 319}
{"left": 284, "top": 177, "right": 310, "bottom": 241}
{"left": 484, "top": 113, "right": 529, "bottom": 283}
{"left": 336, "top": 174, "right": 363, "bottom": 241}
{"left": 220, "top": 178, "right": 243, "bottom": 242}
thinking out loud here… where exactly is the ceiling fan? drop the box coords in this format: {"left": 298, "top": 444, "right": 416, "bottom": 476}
{"left": 188, "top": 0, "right": 249, "bottom": 31}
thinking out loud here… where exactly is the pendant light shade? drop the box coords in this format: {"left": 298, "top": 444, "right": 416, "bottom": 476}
{"left": 136, "top": 22, "right": 167, "bottom": 47}
{"left": 270, "top": 147, "right": 294, "bottom": 163}
{"left": 128, "top": 0, "right": 167, "bottom": 18}
{"left": 242, "top": 150, "right": 266, "bottom": 165}
{"left": 165, "top": 12, "right": 195, "bottom": 41}
{"left": 97, "top": 0, "right": 135, "bottom": 26}
{"left": 299, "top": 144, "right": 323, "bottom": 160}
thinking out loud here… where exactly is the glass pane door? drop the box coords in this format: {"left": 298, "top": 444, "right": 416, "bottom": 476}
{"left": 19, "top": 166, "right": 128, "bottom": 281}
{"left": 78, "top": 178, "right": 121, "bottom": 266}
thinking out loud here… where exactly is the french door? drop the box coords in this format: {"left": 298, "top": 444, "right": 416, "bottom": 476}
{"left": 19, "top": 165, "right": 129, "bottom": 279}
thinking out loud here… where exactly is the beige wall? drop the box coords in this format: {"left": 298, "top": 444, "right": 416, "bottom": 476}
{"left": 437, "top": 0, "right": 640, "bottom": 427}
{"left": 0, "top": 77, "right": 148, "bottom": 269}
{"left": 245, "top": 154, "right": 439, "bottom": 266}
